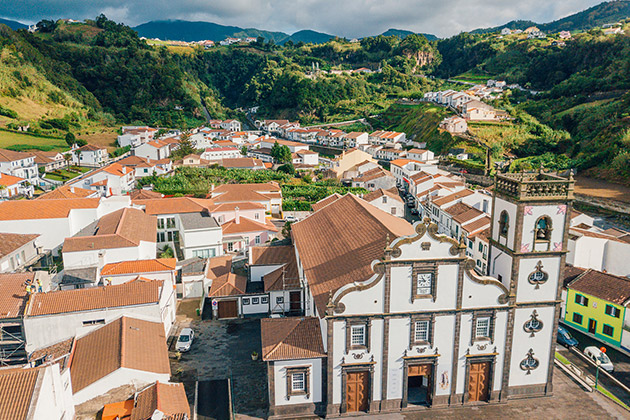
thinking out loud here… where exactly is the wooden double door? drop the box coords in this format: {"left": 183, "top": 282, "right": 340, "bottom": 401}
{"left": 468, "top": 361, "right": 491, "bottom": 402}
{"left": 346, "top": 371, "right": 369, "bottom": 412}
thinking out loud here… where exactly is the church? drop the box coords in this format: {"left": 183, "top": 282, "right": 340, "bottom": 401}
{"left": 261, "top": 171, "right": 574, "bottom": 418}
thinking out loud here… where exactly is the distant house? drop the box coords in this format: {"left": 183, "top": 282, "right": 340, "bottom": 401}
{"left": 500, "top": 28, "right": 512, "bottom": 35}
{"left": 36, "top": 184, "right": 97, "bottom": 200}
{"left": 0, "top": 232, "right": 40, "bottom": 273}
{"left": 0, "top": 149, "right": 39, "bottom": 185}
{"left": 362, "top": 188, "right": 405, "bottom": 217}
{"left": 31, "top": 150, "right": 66, "bottom": 172}
{"left": 440, "top": 116, "right": 468, "bottom": 133}
{"left": 134, "top": 139, "right": 171, "bottom": 161}
{"left": 558, "top": 31, "right": 571, "bottom": 39}
{"left": 0, "top": 172, "right": 33, "bottom": 198}
{"left": 220, "top": 119, "right": 242, "bottom": 132}
{"left": 71, "top": 144, "right": 108, "bottom": 167}
{"left": 220, "top": 157, "right": 266, "bottom": 170}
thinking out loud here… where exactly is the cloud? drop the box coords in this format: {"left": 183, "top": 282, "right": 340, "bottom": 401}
{"left": 0, "top": 0, "right": 603, "bottom": 38}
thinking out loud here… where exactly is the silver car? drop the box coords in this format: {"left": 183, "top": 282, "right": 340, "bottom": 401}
{"left": 176, "top": 328, "right": 195, "bottom": 352}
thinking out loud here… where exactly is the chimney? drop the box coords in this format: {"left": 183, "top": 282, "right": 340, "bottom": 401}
{"left": 235, "top": 206, "right": 240, "bottom": 224}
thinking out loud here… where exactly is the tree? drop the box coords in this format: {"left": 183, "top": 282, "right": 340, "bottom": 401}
{"left": 271, "top": 141, "right": 292, "bottom": 163}
{"left": 74, "top": 150, "right": 82, "bottom": 169}
{"left": 65, "top": 132, "right": 76, "bottom": 147}
{"left": 174, "top": 133, "right": 197, "bottom": 158}
{"left": 63, "top": 153, "right": 72, "bottom": 169}
{"left": 240, "top": 146, "right": 248, "bottom": 156}
{"left": 277, "top": 163, "right": 295, "bottom": 175}
{"left": 36, "top": 19, "right": 57, "bottom": 33}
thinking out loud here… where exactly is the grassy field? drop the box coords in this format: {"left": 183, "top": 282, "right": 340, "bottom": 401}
{"left": 468, "top": 121, "right": 534, "bottom": 149}
{"left": 43, "top": 166, "right": 90, "bottom": 182}
{"left": 0, "top": 129, "right": 68, "bottom": 151}
{"left": 452, "top": 71, "right": 492, "bottom": 84}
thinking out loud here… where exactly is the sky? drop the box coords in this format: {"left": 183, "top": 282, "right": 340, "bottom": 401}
{"left": 0, "top": 0, "right": 605, "bottom": 38}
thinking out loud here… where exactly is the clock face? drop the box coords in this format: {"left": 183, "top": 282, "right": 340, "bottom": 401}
{"left": 417, "top": 273, "right": 432, "bottom": 288}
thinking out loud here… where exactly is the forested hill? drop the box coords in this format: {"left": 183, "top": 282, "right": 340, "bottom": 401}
{"left": 472, "top": 0, "right": 630, "bottom": 34}
{"left": 133, "top": 20, "right": 334, "bottom": 44}
{"left": 0, "top": 18, "right": 27, "bottom": 30}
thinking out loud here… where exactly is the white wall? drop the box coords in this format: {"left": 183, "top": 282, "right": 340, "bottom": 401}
{"left": 492, "top": 198, "right": 517, "bottom": 250}
{"left": 31, "top": 364, "right": 75, "bottom": 420}
{"left": 73, "top": 367, "right": 170, "bottom": 405}
{"left": 273, "top": 358, "right": 323, "bottom": 406}
{"left": 24, "top": 304, "right": 162, "bottom": 352}
{"left": 241, "top": 295, "right": 269, "bottom": 315}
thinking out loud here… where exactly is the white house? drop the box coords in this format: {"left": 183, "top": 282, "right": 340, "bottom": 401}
{"left": 61, "top": 207, "right": 157, "bottom": 271}
{"left": 201, "top": 147, "right": 241, "bottom": 161}
{"left": 0, "top": 172, "right": 33, "bottom": 198}
{"left": 0, "top": 232, "right": 41, "bottom": 273}
{"left": 69, "top": 162, "right": 136, "bottom": 196}
{"left": 0, "top": 364, "right": 75, "bottom": 420}
{"left": 269, "top": 172, "right": 572, "bottom": 417}
{"left": 406, "top": 148, "right": 435, "bottom": 162}
{"left": 134, "top": 140, "right": 171, "bottom": 161}
{"left": 69, "top": 316, "right": 171, "bottom": 405}
{"left": 344, "top": 132, "right": 369, "bottom": 147}
{"left": 23, "top": 280, "right": 175, "bottom": 352}
{"left": 100, "top": 258, "right": 177, "bottom": 286}
{"left": 0, "top": 195, "right": 132, "bottom": 254}
{"left": 72, "top": 144, "right": 108, "bottom": 167}
{"left": 221, "top": 119, "right": 242, "bottom": 131}
{"left": 260, "top": 138, "right": 310, "bottom": 153}
{"left": 0, "top": 149, "right": 39, "bottom": 185}
{"left": 362, "top": 188, "right": 405, "bottom": 217}
{"left": 368, "top": 131, "right": 406, "bottom": 145}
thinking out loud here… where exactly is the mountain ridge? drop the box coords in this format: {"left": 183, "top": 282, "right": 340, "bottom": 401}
{"left": 0, "top": 18, "right": 28, "bottom": 30}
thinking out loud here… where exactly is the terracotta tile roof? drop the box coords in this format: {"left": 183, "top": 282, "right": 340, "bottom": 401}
{"left": 0, "top": 368, "right": 41, "bottom": 419}
{"left": 409, "top": 171, "right": 432, "bottom": 183}
{"left": 261, "top": 317, "right": 325, "bottom": 361}
{"left": 0, "top": 148, "right": 35, "bottom": 161}
{"left": 70, "top": 317, "right": 170, "bottom": 392}
{"left": 102, "top": 399, "right": 134, "bottom": 420}
{"left": 0, "top": 233, "right": 39, "bottom": 259}
{"left": 311, "top": 193, "right": 343, "bottom": 212}
{"left": 26, "top": 280, "right": 162, "bottom": 316}
{"left": 344, "top": 132, "right": 367, "bottom": 139}
{"left": 129, "top": 189, "right": 164, "bottom": 200}
{"left": 101, "top": 258, "right": 177, "bottom": 276}
{"left": 210, "top": 182, "right": 282, "bottom": 203}
{"left": 0, "top": 172, "right": 25, "bottom": 187}
{"left": 567, "top": 268, "right": 630, "bottom": 305}
{"left": 569, "top": 227, "right": 629, "bottom": 244}
{"left": 563, "top": 265, "right": 586, "bottom": 288}
{"left": 0, "top": 272, "right": 34, "bottom": 319}
{"left": 36, "top": 184, "right": 95, "bottom": 200}
{"left": 452, "top": 205, "right": 484, "bottom": 224}
{"left": 441, "top": 202, "right": 472, "bottom": 218}
{"left": 131, "top": 382, "right": 190, "bottom": 420}
{"left": 28, "top": 337, "right": 74, "bottom": 368}
{"left": 0, "top": 198, "right": 100, "bottom": 221}
{"left": 408, "top": 148, "right": 428, "bottom": 154}
{"left": 432, "top": 189, "right": 474, "bottom": 207}
{"left": 469, "top": 227, "right": 490, "bottom": 242}
{"left": 207, "top": 202, "right": 265, "bottom": 212}
{"left": 77, "top": 144, "right": 105, "bottom": 152}
{"left": 389, "top": 159, "right": 414, "bottom": 167}
{"left": 134, "top": 197, "right": 212, "bottom": 215}
{"left": 292, "top": 194, "right": 414, "bottom": 316}
{"left": 363, "top": 188, "right": 403, "bottom": 204}
{"left": 220, "top": 158, "right": 264, "bottom": 168}
{"left": 353, "top": 167, "right": 392, "bottom": 183}
{"left": 205, "top": 255, "right": 247, "bottom": 297}
{"left": 221, "top": 217, "right": 278, "bottom": 235}
{"left": 250, "top": 245, "right": 300, "bottom": 291}
{"left": 63, "top": 208, "right": 156, "bottom": 252}
{"left": 462, "top": 215, "right": 491, "bottom": 234}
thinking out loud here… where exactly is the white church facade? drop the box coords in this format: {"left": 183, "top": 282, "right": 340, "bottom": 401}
{"left": 262, "top": 171, "right": 574, "bottom": 418}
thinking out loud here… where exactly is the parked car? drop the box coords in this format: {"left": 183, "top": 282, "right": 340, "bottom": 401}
{"left": 407, "top": 201, "right": 415, "bottom": 208}
{"left": 410, "top": 208, "right": 419, "bottom": 216}
{"left": 285, "top": 215, "right": 297, "bottom": 223}
{"left": 584, "top": 346, "right": 614, "bottom": 372}
{"left": 557, "top": 325, "right": 578, "bottom": 347}
{"left": 176, "top": 328, "right": 195, "bottom": 352}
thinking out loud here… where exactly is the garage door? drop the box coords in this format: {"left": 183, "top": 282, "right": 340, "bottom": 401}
{"left": 217, "top": 300, "right": 238, "bottom": 319}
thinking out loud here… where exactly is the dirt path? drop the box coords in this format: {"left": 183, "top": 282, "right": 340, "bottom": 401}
{"left": 575, "top": 175, "right": 630, "bottom": 204}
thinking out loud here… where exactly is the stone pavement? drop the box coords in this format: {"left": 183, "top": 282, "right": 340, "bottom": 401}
{"left": 341, "top": 369, "right": 628, "bottom": 420}
{"left": 170, "top": 317, "right": 268, "bottom": 419}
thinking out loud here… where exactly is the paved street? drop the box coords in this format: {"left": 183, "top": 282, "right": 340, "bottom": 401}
{"left": 170, "top": 317, "right": 268, "bottom": 419}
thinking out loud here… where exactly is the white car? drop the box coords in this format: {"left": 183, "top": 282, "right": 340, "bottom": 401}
{"left": 285, "top": 216, "right": 297, "bottom": 223}
{"left": 584, "top": 346, "right": 614, "bottom": 372}
{"left": 176, "top": 328, "right": 195, "bottom": 352}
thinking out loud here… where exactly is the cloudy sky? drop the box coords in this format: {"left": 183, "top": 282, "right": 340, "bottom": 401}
{"left": 0, "top": 0, "right": 604, "bottom": 38}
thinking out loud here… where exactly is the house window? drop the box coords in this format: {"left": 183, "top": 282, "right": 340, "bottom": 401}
{"left": 252, "top": 297, "right": 260, "bottom": 304}
{"left": 474, "top": 315, "right": 492, "bottom": 341}
{"left": 575, "top": 294, "right": 588, "bottom": 306}
{"left": 276, "top": 296, "right": 284, "bottom": 304}
{"left": 157, "top": 232, "right": 166, "bottom": 242}
{"left": 255, "top": 213, "right": 260, "bottom": 220}
{"left": 498, "top": 211, "right": 509, "bottom": 237}
{"left": 82, "top": 319, "right": 105, "bottom": 326}
{"left": 468, "top": 240, "right": 473, "bottom": 249}
{"left": 534, "top": 216, "right": 552, "bottom": 242}
{"left": 242, "top": 298, "right": 250, "bottom": 305}
{"left": 528, "top": 261, "right": 549, "bottom": 289}
{"left": 602, "top": 324, "right": 614, "bottom": 337}
{"left": 382, "top": 196, "right": 387, "bottom": 204}
{"left": 261, "top": 296, "right": 268, "bottom": 304}
{"left": 166, "top": 217, "right": 176, "bottom": 228}
{"left": 167, "top": 231, "right": 173, "bottom": 242}
{"left": 193, "top": 249, "right": 212, "bottom": 258}
{"left": 227, "top": 242, "right": 234, "bottom": 252}
{"left": 157, "top": 218, "right": 165, "bottom": 229}
{"left": 478, "top": 242, "right": 483, "bottom": 252}
{"left": 391, "top": 207, "right": 396, "bottom": 215}
{"left": 218, "top": 215, "right": 225, "bottom": 223}
{"left": 286, "top": 367, "right": 310, "bottom": 398}
{"left": 351, "top": 325, "right": 366, "bottom": 346}
{"left": 605, "top": 305, "right": 620, "bottom": 318}
{"left": 572, "top": 312, "right": 583, "bottom": 324}
{"left": 255, "top": 235, "right": 261, "bottom": 245}
{"left": 523, "top": 310, "right": 544, "bottom": 336}
{"left": 414, "top": 320, "right": 430, "bottom": 342}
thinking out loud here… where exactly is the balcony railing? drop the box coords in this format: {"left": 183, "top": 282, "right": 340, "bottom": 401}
{"left": 495, "top": 172, "right": 574, "bottom": 201}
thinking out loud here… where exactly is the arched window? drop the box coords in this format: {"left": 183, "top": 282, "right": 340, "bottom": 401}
{"left": 498, "top": 211, "right": 509, "bottom": 237}
{"left": 535, "top": 216, "right": 552, "bottom": 242}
